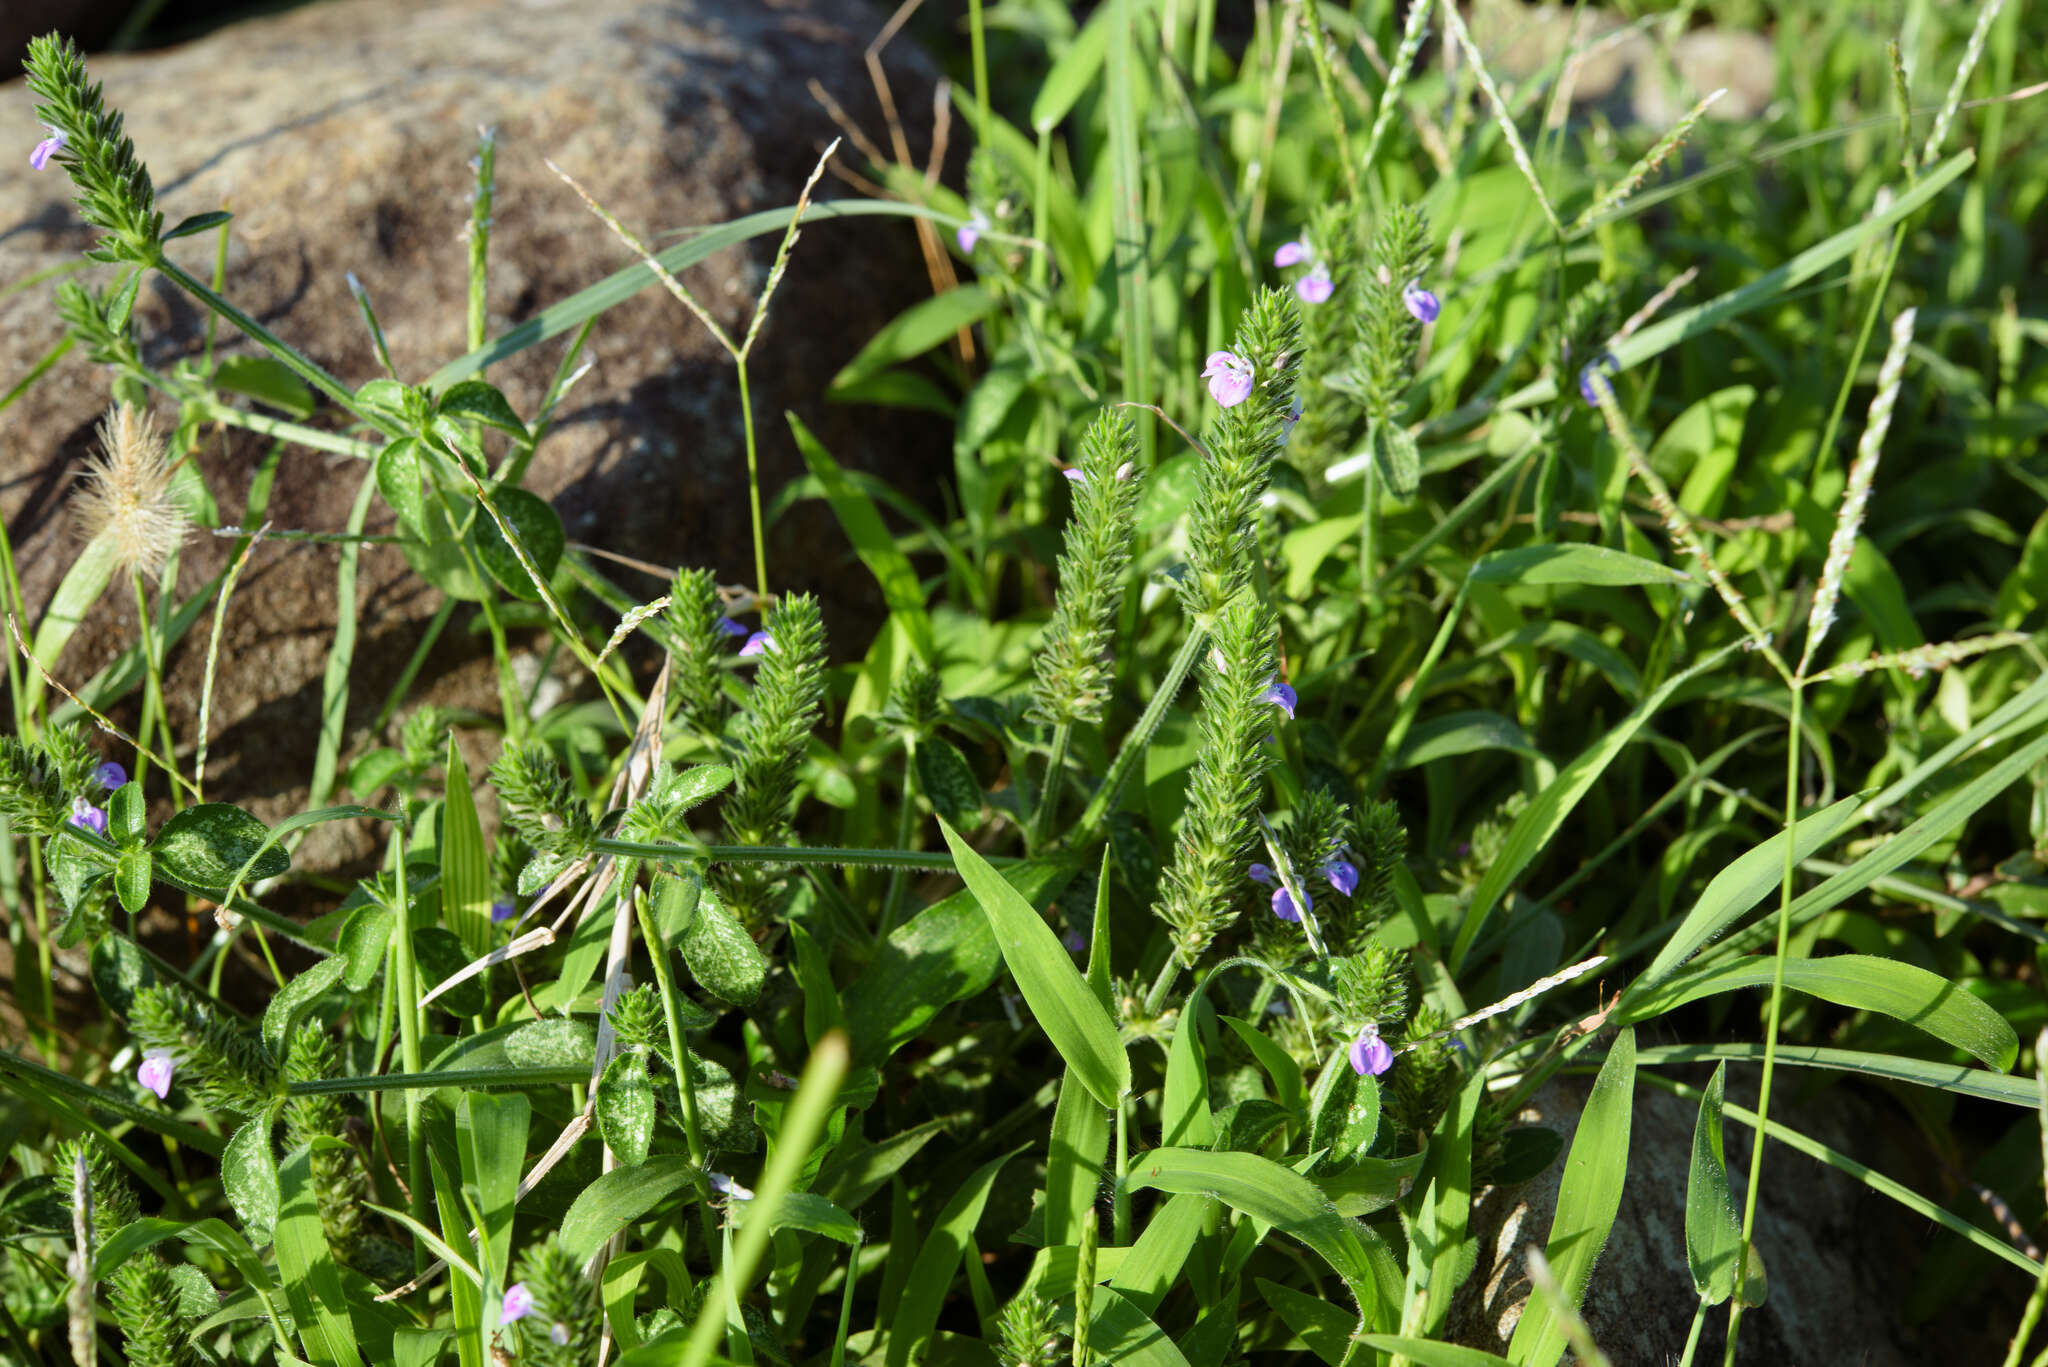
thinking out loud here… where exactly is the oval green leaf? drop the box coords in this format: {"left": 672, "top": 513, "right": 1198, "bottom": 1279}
{"left": 151, "top": 803, "right": 290, "bottom": 892}
{"left": 469, "top": 486, "right": 565, "bottom": 601}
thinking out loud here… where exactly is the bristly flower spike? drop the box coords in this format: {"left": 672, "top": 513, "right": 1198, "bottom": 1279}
{"left": 1030, "top": 410, "right": 1143, "bottom": 727}
{"left": 72, "top": 402, "right": 191, "bottom": 582}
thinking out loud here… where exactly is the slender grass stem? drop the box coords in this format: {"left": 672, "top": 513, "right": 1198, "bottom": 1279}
{"left": 632, "top": 891, "right": 706, "bottom": 1168}
{"left": 1725, "top": 680, "right": 1804, "bottom": 1363}
{"left": 1030, "top": 720, "right": 1073, "bottom": 850}
{"left": 388, "top": 821, "right": 429, "bottom": 1275}
{"left": 739, "top": 360, "right": 769, "bottom": 605}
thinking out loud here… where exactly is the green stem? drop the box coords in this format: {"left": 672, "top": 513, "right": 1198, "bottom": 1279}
{"left": 1073, "top": 628, "right": 1209, "bottom": 847}
{"left": 633, "top": 891, "right": 706, "bottom": 1168}
{"left": 1726, "top": 679, "right": 1804, "bottom": 1363}
{"left": 388, "top": 821, "right": 429, "bottom": 1273}
{"left": 881, "top": 740, "right": 917, "bottom": 938}
{"left": 191, "top": 398, "right": 382, "bottom": 460}
{"left": 590, "top": 838, "right": 1019, "bottom": 871}
{"left": 129, "top": 573, "right": 168, "bottom": 792}
{"left": 1142, "top": 953, "right": 1182, "bottom": 1017}
{"left": 155, "top": 258, "right": 394, "bottom": 434}
{"left": 1112, "top": 1099, "right": 1131, "bottom": 1245}
{"left": 1030, "top": 720, "right": 1073, "bottom": 851}
{"left": 738, "top": 360, "right": 768, "bottom": 605}
{"left": 967, "top": 0, "right": 991, "bottom": 137}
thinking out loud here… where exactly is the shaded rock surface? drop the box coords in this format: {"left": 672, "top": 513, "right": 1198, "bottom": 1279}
{"left": 1451, "top": 1067, "right": 2020, "bottom": 1364}
{"left": 0, "top": 0, "right": 948, "bottom": 872}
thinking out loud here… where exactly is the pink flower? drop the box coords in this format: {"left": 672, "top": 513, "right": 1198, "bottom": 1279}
{"left": 739, "top": 631, "right": 774, "bottom": 658}
{"left": 138, "top": 1048, "right": 174, "bottom": 1100}
{"left": 1348, "top": 1023, "right": 1394, "bottom": 1076}
{"left": 29, "top": 126, "right": 66, "bottom": 171}
{"left": 1294, "top": 264, "right": 1334, "bottom": 305}
{"left": 1273, "top": 239, "right": 1310, "bottom": 268}
{"left": 69, "top": 797, "right": 107, "bottom": 838}
{"left": 500, "top": 1283, "right": 534, "bottom": 1324}
{"left": 1402, "top": 281, "right": 1440, "bottom": 324}
{"left": 1201, "top": 351, "right": 1255, "bottom": 408}
{"left": 957, "top": 210, "right": 990, "bottom": 254}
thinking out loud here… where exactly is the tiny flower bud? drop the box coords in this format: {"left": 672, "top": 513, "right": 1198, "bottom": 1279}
{"left": 137, "top": 1048, "right": 174, "bottom": 1100}
{"left": 1578, "top": 352, "right": 1621, "bottom": 406}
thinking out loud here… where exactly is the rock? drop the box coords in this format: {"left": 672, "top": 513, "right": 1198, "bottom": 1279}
{"left": 1450, "top": 1067, "right": 2021, "bottom": 1364}
{"left": 0, "top": 0, "right": 950, "bottom": 873}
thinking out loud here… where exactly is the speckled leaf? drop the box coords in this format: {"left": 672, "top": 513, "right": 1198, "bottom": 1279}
{"left": 469, "top": 486, "right": 564, "bottom": 601}
{"left": 223, "top": 1112, "right": 279, "bottom": 1245}
{"left": 677, "top": 884, "right": 766, "bottom": 1005}
{"left": 597, "top": 1051, "right": 656, "bottom": 1167}
{"left": 89, "top": 932, "right": 155, "bottom": 1018}
{"left": 916, "top": 738, "right": 984, "bottom": 830}
{"left": 1307, "top": 1059, "right": 1379, "bottom": 1169}
{"left": 151, "top": 803, "right": 289, "bottom": 892}
{"left": 114, "top": 847, "right": 151, "bottom": 914}
{"left": 262, "top": 956, "right": 348, "bottom": 1058}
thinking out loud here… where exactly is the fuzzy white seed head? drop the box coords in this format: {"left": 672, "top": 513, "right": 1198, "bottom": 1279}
{"left": 72, "top": 403, "right": 190, "bottom": 582}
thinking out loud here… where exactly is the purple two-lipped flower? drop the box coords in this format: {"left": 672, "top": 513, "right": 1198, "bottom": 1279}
{"left": 1262, "top": 678, "right": 1297, "bottom": 719}
{"left": 69, "top": 796, "right": 107, "bottom": 838}
{"left": 1247, "top": 862, "right": 1309, "bottom": 922}
{"left": 1273, "top": 240, "right": 1311, "bottom": 268}
{"left": 739, "top": 631, "right": 775, "bottom": 658}
{"left": 1295, "top": 264, "right": 1334, "bottom": 305}
{"left": 1202, "top": 351, "right": 1255, "bottom": 408}
{"left": 94, "top": 761, "right": 127, "bottom": 792}
{"left": 1579, "top": 352, "right": 1622, "bottom": 406}
{"left": 716, "top": 616, "right": 748, "bottom": 639}
{"left": 501, "top": 1283, "right": 534, "bottom": 1324}
{"left": 1324, "top": 859, "right": 1358, "bottom": 897}
{"left": 1348, "top": 1022, "right": 1394, "bottom": 1076}
{"left": 137, "top": 1048, "right": 174, "bottom": 1099}
{"left": 29, "top": 126, "right": 66, "bottom": 171}
{"left": 1402, "top": 281, "right": 1440, "bottom": 324}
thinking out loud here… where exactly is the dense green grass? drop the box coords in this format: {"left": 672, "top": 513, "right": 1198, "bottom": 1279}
{"left": 4, "top": 2, "right": 2048, "bottom": 1365}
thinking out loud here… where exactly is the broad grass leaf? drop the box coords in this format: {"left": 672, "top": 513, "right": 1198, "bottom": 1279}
{"left": 1110, "top": 1192, "right": 1205, "bottom": 1314}
{"left": 560, "top": 1156, "right": 696, "bottom": 1263}
{"left": 1162, "top": 993, "right": 1215, "bottom": 1147}
{"left": 1619, "top": 954, "right": 2018, "bottom": 1071}
{"left": 736, "top": 1189, "right": 860, "bottom": 1245}
{"left": 1220, "top": 1016, "right": 1305, "bottom": 1119}
{"left": 1685, "top": 1063, "right": 1742, "bottom": 1306}
{"left": 275, "top": 1148, "right": 363, "bottom": 1366}
{"left": 1046, "top": 1075, "right": 1109, "bottom": 1247}
{"left": 1124, "top": 1148, "right": 1377, "bottom": 1327}
{"left": 25, "top": 533, "right": 118, "bottom": 718}
{"left": 1030, "top": 1, "right": 1113, "bottom": 131}
{"left": 1359, "top": 1339, "right": 1512, "bottom": 1367}
{"left": 831, "top": 285, "right": 997, "bottom": 394}
{"left": 440, "top": 737, "right": 493, "bottom": 956}
{"left": 939, "top": 817, "right": 1128, "bottom": 1106}
{"left": 1507, "top": 1028, "right": 1635, "bottom": 1367}
{"left": 1625, "top": 792, "right": 1864, "bottom": 1002}
{"left": 1256, "top": 1277, "right": 1352, "bottom": 1367}
{"left": 456, "top": 1090, "right": 529, "bottom": 1281}
{"left": 1470, "top": 543, "right": 1690, "bottom": 587}
{"left": 883, "top": 1147, "right": 1020, "bottom": 1367}
{"left": 1635, "top": 1042, "right": 2033, "bottom": 1107}
{"left": 597, "top": 1052, "right": 656, "bottom": 1168}
{"left": 214, "top": 355, "right": 315, "bottom": 418}
{"left": 1070, "top": 1287, "right": 1192, "bottom": 1367}
{"left": 1451, "top": 643, "right": 1739, "bottom": 967}
{"left": 1393, "top": 710, "right": 1542, "bottom": 770}
{"left": 152, "top": 803, "right": 290, "bottom": 891}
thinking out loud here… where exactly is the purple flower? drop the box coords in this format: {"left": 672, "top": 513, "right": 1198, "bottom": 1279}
{"left": 1262, "top": 678, "right": 1297, "bottom": 719}
{"left": 501, "top": 1283, "right": 534, "bottom": 1324}
{"left": 1062, "top": 929, "right": 1087, "bottom": 953}
{"left": 94, "top": 761, "right": 127, "bottom": 791}
{"left": 491, "top": 898, "right": 516, "bottom": 923}
{"left": 957, "top": 210, "right": 990, "bottom": 254}
{"left": 29, "top": 126, "right": 65, "bottom": 171}
{"left": 1402, "top": 281, "right": 1441, "bottom": 325}
{"left": 709, "top": 1172, "right": 754, "bottom": 1201}
{"left": 69, "top": 797, "right": 107, "bottom": 838}
{"left": 1273, "top": 239, "right": 1311, "bottom": 269}
{"left": 1271, "top": 885, "right": 1308, "bottom": 922}
{"left": 1201, "top": 351, "right": 1255, "bottom": 408}
{"left": 1062, "top": 467, "right": 1087, "bottom": 484}
{"left": 1280, "top": 398, "right": 1304, "bottom": 446}
{"left": 1324, "top": 859, "right": 1359, "bottom": 897}
{"left": 739, "top": 631, "right": 774, "bottom": 658}
{"left": 1247, "top": 863, "right": 1275, "bottom": 886}
{"left": 716, "top": 616, "right": 749, "bottom": 638}
{"left": 1294, "top": 264, "right": 1334, "bottom": 305}
{"left": 137, "top": 1048, "right": 174, "bottom": 1100}
{"left": 1348, "top": 1023, "right": 1394, "bottom": 1077}
{"left": 1578, "top": 352, "right": 1621, "bottom": 406}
